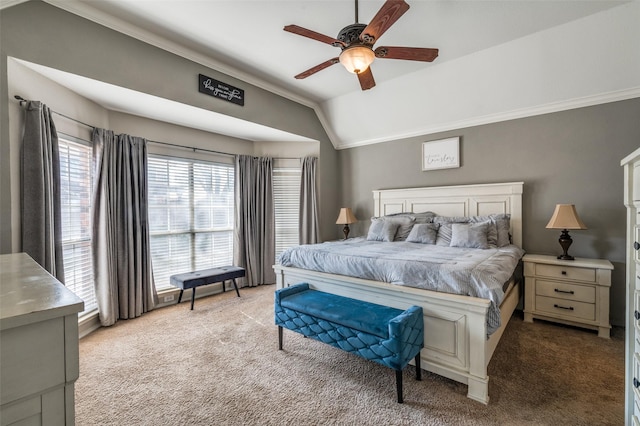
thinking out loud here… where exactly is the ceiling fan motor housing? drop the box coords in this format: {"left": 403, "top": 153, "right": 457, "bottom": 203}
{"left": 336, "top": 23, "right": 369, "bottom": 48}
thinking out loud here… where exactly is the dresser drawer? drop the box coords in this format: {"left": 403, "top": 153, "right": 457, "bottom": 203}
{"left": 635, "top": 291, "right": 640, "bottom": 334}
{"left": 635, "top": 226, "right": 640, "bottom": 263}
{"left": 634, "top": 353, "right": 640, "bottom": 404}
{"left": 535, "top": 280, "right": 595, "bottom": 303}
{"left": 535, "top": 264, "right": 595, "bottom": 282}
{"left": 535, "top": 295, "right": 595, "bottom": 321}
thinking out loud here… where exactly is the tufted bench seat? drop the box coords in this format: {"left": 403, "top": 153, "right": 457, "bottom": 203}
{"left": 274, "top": 283, "right": 424, "bottom": 403}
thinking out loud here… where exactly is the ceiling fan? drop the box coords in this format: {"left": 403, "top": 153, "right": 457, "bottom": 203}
{"left": 284, "top": 0, "right": 439, "bottom": 91}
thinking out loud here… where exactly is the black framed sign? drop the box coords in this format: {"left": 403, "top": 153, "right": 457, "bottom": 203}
{"left": 198, "top": 74, "right": 244, "bottom": 106}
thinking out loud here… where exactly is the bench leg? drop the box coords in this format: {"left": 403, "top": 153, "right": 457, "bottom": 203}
{"left": 190, "top": 288, "right": 196, "bottom": 310}
{"left": 231, "top": 278, "right": 240, "bottom": 297}
{"left": 415, "top": 354, "right": 422, "bottom": 381}
{"left": 396, "top": 370, "right": 404, "bottom": 404}
{"left": 278, "top": 326, "right": 283, "bottom": 350}
{"left": 177, "top": 290, "right": 184, "bottom": 304}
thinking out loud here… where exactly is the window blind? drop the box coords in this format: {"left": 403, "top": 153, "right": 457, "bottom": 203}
{"left": 273, "top": 166, "right": 301, "bottom": 260}
{"left": 58, "top": 136, "right": 97, "bottom": 315}
{"left": 148, "top": 155, "right": 234, "bottom": 290}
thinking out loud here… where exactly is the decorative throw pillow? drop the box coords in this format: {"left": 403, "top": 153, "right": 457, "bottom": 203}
{"left": 449, "top": 222, "right": 490, "bottom": 249}
{"left": 491, "top": 213, "right": 511, "bottom": 247}
{"left": 366, "top": 219, "right": 400, "bottom": 242}
{"left": 434, "top": 215, "right": 500, "bottom": 247}
{"left": 406, "top": 223, "right": 440, "bottom": 244}
{"left": 370, "top": 214, "right": 416, "bottom": 241}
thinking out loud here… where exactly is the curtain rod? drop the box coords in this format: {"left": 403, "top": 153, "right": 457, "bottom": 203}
{"left": 14, "top": 95, "right": 302, "bottom": 160}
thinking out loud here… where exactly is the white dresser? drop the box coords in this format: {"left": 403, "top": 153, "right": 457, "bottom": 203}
{"left": 623, "top": 147, "right": 640, "bottom": 426}
{"left": 0, "top": 253, "right": 84, "bottom": 426}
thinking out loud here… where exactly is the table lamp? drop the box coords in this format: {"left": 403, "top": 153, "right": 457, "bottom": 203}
{"left": 336, "top": 208, "right": 357, "bottom": 239}
{"left": 545, "top": 204, "right": 587, "bottom": 260}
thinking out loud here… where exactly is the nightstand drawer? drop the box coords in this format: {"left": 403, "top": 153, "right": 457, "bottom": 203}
{"left": 535, "top": 295, "right": 595, "bottom": 321}
{"left": 535, "top": 264, "right": 596, "bottom": 282}
{"left": 535, "top": 280, "right": 595, "bottom": 303}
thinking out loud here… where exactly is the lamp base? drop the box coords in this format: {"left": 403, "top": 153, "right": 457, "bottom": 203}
{"left": 557, "top": 229, "right": 574, "bottom": 261}
{"left": 557, "top": 254, "right": 575, "bottom": 261}
{"left": 342, "top": 224, "right": 350, "bottom": 240}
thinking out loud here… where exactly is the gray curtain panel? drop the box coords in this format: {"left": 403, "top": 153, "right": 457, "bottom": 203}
{"left": 92, "top": 128, "right": 157, "bottom": 326}
{"left": 234, "top": 155, "right": 275, "bottom": 286}
{"left": 299, "top": 156, "right": 320, "bottom": 245}
{"left": 21, "top": 101, "right": 65, "bottom": 282}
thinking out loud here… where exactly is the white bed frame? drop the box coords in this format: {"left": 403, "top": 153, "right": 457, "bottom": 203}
{"left": 274, "top": 182, "right": 524, "bottom": 404}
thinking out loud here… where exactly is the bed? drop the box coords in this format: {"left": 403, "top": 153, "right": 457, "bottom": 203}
{"left": 273, "top": 182, "right": 524, "bottom": 404}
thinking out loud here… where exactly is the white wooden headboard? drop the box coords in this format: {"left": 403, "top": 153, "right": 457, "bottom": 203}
{"left": 373, "top": 182, "right": 524, "bottom": 247}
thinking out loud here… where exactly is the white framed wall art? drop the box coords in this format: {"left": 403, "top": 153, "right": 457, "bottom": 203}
{"left": 422, "top": 137, "right": 460, "bottom": 171}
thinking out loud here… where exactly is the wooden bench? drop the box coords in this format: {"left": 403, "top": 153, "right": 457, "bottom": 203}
{"left": 170, "top": 266, "right": 244, "bottom": 310}
{"left": 274, "top": 283, "right": 424, "bottom": 403}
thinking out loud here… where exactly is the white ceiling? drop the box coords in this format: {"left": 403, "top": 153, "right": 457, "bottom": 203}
{"left": 9, "top": 0, "right": 639, "bottom": 148}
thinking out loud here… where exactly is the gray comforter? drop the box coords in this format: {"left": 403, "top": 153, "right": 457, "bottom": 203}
{"left": 277, "top": 238, "right": 525, "bottom": 335}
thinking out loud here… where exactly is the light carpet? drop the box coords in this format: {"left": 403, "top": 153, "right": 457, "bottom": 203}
{"left": 76, "top": 284, "right": 624, "bottom": 425}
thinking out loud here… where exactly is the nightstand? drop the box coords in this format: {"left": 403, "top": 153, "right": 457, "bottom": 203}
{"left": 523, "top": 254, "right": 613, "bottom": 338}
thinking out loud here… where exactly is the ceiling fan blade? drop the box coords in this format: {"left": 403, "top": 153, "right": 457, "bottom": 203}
{"left": 360, "top": 0, "right": 410, "bottom": 45}
{"left": 294, "top": 58, "right": 340, "bottom": 79}
{"left": 284, "top": 25, "right": 345, "bottom": 47}
{"left": 357, "top": 67, "right": 376, "bottom": 91}
{"left": 375, "top": 46, "right": 439, "bottom": 62}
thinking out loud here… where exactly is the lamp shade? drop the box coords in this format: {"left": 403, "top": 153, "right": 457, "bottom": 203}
{"left": 545, "top": 204, "right": 587, "bottom": 230}
{"left": 336, "top": 208, "right": 357, "bottom": 225}
{"left": 339, "top": 46, "right": 375, "bottom": 74}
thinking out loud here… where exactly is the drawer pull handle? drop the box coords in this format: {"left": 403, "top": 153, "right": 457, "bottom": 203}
{"left": 561, "top": 271, "right": 567, "bottom": 275}
{"left": 554, "top": 288, "right": 574, "bottom": 295}
{"left": 635, "top": 378, "right": 640, "bottom": 389}
{"left": 554, "top": 304, "right": 574, "bottom": 311}
{"left": 635, "top": 310, "right": 640, "bottom": 320}
{"left": 635, "top": 241, "right": 640, "bottom": 251}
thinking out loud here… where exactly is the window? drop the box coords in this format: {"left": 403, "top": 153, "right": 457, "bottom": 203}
{"left": 58, "top": 135, "right": 97, "bottom": 316}
{"left": 147, "top": 155, "right": 234, "bottom": 290}
{"left": 273, "top": 163, "right": 301, "bottom": 260}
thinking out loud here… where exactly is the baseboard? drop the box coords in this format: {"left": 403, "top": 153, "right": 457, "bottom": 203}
{"left": 79, "top": 283, "right": 230, "bottom": 338}
{"left": 79, "top": 311, "right": 101, "bottom": 339}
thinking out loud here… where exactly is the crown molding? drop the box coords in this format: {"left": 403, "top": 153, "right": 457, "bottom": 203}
{"left": 0, "top": 0, "right": 29, "bottom": 10}
{"left": 335, "top": 87, "right": 640, "bottom": 150}
{"left": 40, "top": 0, "right": 340, "bottom": 148}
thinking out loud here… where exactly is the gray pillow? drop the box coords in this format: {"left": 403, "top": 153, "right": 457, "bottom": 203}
{"left": 413, "top": 211, "right": 437, "bottom": 224}
{"left": 370, "top": 214, "right": 416, "bottom": 241}
{"left": 366, "top": 219, "right": 400, "bottom": 242}
{"left": 406, "top": 223, "right": 440, "bottom": 244}
{"left": 434, "top": 215, "right": 499, "bottom": 247}
{"left": 491, "top": 213, "right": 511, "bottom": 247}
{"left": 450, "top": 222, "right": 490, "bottom": 249}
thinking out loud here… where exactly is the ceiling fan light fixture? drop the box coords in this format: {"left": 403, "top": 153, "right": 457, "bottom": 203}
{"left": 339, "top": 45, "right": 375, "bottom": 74}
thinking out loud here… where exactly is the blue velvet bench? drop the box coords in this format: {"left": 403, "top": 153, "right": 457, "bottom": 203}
{"left": 274, "top": 283, "right": 424, "bottom": 403}
{"left": 170, "top": 266, "right": 244, "bottom": 310}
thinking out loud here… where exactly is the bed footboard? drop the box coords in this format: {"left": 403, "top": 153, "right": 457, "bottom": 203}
{"left": 273, "top": 265, "right": 519, "bottom": 404}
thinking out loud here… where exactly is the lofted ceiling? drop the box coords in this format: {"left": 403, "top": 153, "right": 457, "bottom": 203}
{"left": 7, "top": 0, "right": 639, "bottom": 148}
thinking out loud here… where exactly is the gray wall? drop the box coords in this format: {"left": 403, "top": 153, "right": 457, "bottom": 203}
{"left": 339, "top": 98, "right": 640, "bottom": 326}
{"left": 0, "top": 1, "right": 339, "bottom": 251}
